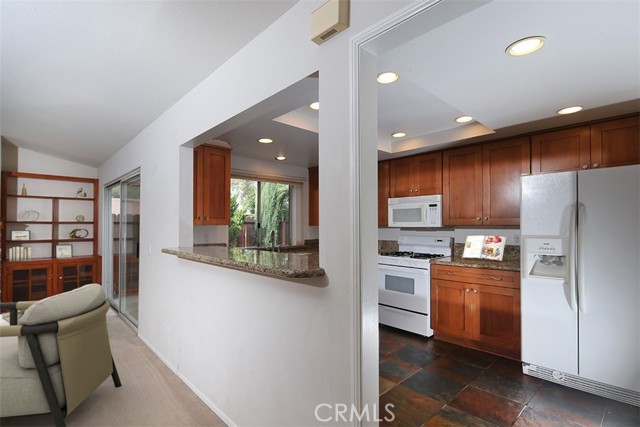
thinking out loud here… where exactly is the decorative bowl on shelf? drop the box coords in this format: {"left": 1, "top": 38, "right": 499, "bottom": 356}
{"left": 18, "top": 210, "right": 39, "bottom": 221}
{"left": 69, "top": 228, "right": 89, "bottom": 239}
{"left": 75, "top": 214, "right": 85, "bottom": 222}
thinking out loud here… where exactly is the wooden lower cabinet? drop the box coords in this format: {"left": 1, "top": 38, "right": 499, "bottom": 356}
{"left": 55, "top": 257, "right": 101, "bottom": 295}
{"left": 431, "top": 264, "right": 521, "bottom": 360}
{"left": 2, "top": 256, "right": 101, "bottom": 302}
{"left": 2, "top": 261, "right": 54, "bottom": 302}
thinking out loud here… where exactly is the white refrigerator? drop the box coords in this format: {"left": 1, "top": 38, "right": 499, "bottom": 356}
{"left": 520, "top": 164, "right": 639, "bottom": 406}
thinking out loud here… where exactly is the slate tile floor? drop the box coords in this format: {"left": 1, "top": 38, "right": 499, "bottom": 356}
{"left": 379, "top": 325, "right": 640, "bottom": 427}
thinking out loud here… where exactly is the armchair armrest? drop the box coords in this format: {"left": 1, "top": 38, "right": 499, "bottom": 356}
{"left": 0, "top": 324, "right": 22, "bottom": 337}
{"left": 16, "top": 301, "right": 37, "bottom": 310}
{"left": 1, "top": 301, "right": 36, "bottom": 325}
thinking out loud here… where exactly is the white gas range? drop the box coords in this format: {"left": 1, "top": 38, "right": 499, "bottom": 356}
{"left": 378, "top": 235, "right": 452, "bottom": 337}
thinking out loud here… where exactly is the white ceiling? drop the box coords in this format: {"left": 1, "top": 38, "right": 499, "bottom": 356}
{"left": 2, "top": 0, "right": 639, "bottom": 170}
{"left": 0, "top": 0, "right": 297, "bottom": 167}
{"left": 211, "top": 0, "right": 639, "bottom": 168}
{"left": 374, "top": 0, "right": 640, "bottom": 159}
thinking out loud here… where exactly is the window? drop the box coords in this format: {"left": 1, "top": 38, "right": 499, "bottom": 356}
{"left": 229, "top": 178, "right": 293, "bottom": 248}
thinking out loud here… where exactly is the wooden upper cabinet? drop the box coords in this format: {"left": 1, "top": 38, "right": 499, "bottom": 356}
{"left": 482, "top": 137, "right": 530, "bottom": 226}
{"left": 193, "top": 145, "right": 231, "bottom": 225}
{"left": 308, "top": 166, "right": 319, "bottom": 226}
{"left": 443, "top": 138, "right": 530, "bottom": 226}
{"left": 389, "top": 152, "right": 442, "bottom": 197}
{"left": 442, "top": 145, "right": 483, "bottom": 225}
{"left": 378, "top": 161, "right": 390, "bottom": 227}
{"left": 590, "top": 115, "right": 640, "bottom": 169}
{"left": 531, "top": 115, "right": 639, "bottom": 174}
{"left": 531, "top": 126, "right": 591, "bottom": 173}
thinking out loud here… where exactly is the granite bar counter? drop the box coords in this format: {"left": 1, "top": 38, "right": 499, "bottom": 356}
{"left": 161, "top": 245, "right": 325, "bottom": 279}
{"left": 429, "top": 243, "right": 521, "bottom": 272}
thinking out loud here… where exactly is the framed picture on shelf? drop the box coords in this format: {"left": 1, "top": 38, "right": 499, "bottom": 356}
{"left": 55, "top": 244, "right": 73, "bottom": 258}
{"left": 11, "top": 230, "right": 30, "bottom": 241}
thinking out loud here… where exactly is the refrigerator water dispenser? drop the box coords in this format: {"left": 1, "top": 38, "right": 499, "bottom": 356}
{"left": 523, "top": 237, "right": 568, "bottom": 280}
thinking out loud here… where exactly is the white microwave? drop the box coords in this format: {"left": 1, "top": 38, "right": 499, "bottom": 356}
{"left": 388, "top": 195, "right": 443, "bottom": 228}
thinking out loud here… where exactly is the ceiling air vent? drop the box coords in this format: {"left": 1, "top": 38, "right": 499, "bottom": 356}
{"left": 311, "top": 0, "right": 350, "bottom": 45}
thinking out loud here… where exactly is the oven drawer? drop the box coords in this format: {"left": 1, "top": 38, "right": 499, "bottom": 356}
{"left": 379, "top": 305, "right": 432, "bottom": 337}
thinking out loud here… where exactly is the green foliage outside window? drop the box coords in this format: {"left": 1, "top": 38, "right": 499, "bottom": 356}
{"left": 260, "top": 182, "right": 290, "bottom": 247}
{"left": 228, "top": 178, "right": 290, "bottom": 248}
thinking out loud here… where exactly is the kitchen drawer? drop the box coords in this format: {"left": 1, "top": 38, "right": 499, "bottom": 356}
{"left": 431, "top": 264, "right": 520, "bottom": 289}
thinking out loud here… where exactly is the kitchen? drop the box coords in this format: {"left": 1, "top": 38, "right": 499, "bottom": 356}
{"left": 176, "top": 0, "right": 637, "bottom": 424}
{"left": 4, "top": 0, "right": 636, "bottom": 425}
{"left": 370, "top": 1, "right": 638, "bottom": 423}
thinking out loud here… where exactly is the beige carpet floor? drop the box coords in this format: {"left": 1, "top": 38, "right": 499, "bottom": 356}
{"left": 1, "top": 310, "right": 227, "bottom": 427}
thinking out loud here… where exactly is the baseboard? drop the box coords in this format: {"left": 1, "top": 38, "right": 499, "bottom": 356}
{"left": 138, "top": 334, "right": 237, "bottom": 427}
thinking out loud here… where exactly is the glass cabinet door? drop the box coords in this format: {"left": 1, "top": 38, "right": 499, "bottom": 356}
{"left": 7, "top": 264, "right": 52, "bottom": 301}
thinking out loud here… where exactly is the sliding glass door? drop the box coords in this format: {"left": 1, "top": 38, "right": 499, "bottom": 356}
{"left": 105, "top": 172, "right": 140, "bottom": 326}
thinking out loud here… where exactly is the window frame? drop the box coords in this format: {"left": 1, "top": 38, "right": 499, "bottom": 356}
{"left": 229, "top": 174, "right": 303, "bottom": 248}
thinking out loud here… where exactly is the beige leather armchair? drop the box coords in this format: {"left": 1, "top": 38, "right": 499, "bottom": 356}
{"left": 0, "top": 284, "right": 121, "bottom": 427}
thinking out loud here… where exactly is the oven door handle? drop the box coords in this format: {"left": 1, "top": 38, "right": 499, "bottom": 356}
{"left": 378, "top": 264, "right": 429, "bottom": 275}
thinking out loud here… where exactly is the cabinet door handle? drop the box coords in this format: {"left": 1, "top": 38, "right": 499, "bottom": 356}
{"left": 465, "top": 288, "right": 470, "bottom": 293}
{"left": 476, "top": 217, "right": 481, "bottom": 221}
{"left": 446, "top": 271, "right": 455, "bottom": 276}
{"left": 473, "top": 289, "right": 478, "bottom": 294}
{"left": 592, "top": 163, "right": 600, "bottom": 168}
{"left": 484, "top": 217, "right": 488, "bottom": 221}
{"left": 582, "top": 164, "right": 589, "bottom": 169}
{"left": 489, "top": 276, "right": 503, "bottom": 281}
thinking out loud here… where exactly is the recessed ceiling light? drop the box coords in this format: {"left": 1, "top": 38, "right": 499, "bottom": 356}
{"left": 391, "top": 132, "right": 407, "bottom": 138}
{"left": 377, "top": 71, "right": 399, "bottom": 84}
{"left": 557, "top": 105, "right": 583, "bottom": 115}
{"left": 455, "top": 116, "right": 474, "bottom": 123}
{"left": 258, "top": 138, "right": 273, "bottom": 144}
{"left": 506, "top": 36, "right": 546, "bottom": 56}
{"left": 275, "top": 155, "right": 287, "bottom": 161}
{"left": 309, "top": 101, "right": 319, "bottom": 110}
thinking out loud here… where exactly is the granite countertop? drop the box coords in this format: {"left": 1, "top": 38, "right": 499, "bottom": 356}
{"left": 430, "top": 256, "right": 520, "bottom": 272}
{"left": 430, "top": 243, "right": 521, "bottom": 272}
{"left": 161, "top": 245, "right": 325, "bottom": 278}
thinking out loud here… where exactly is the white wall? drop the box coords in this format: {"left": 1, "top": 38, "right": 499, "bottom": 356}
{"left": 11, "top": 147, "right": 98, "bottom": 178}
{"left": 98, "top": 2, "right": 411, "bottom": 425}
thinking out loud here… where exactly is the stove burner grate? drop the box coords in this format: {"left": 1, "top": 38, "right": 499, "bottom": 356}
{"left": 380, "top": 251, "right": 445, "bottom": 259}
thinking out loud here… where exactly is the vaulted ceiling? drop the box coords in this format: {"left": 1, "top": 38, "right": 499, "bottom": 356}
{"left": 1, "top": 0, "right": 297, "bottom": 167}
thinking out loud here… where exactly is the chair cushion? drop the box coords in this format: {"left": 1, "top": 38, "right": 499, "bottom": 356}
{"left": 0, "top": 336, "right": 66, "bottom": 418}
{"left": 18, "top": 284, "right": 106, "bottom": 368}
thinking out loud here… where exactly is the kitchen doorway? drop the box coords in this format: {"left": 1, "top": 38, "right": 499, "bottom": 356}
{"left": 104, "top": 171, "right": 141, "bottom": 327}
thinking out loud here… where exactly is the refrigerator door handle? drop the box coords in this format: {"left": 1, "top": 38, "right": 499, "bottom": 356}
{"left": 565, "top": 202, "right": 578, "bottom": 312}
{"left": 577, "top": 202, "right": 587, "bottom": 313}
